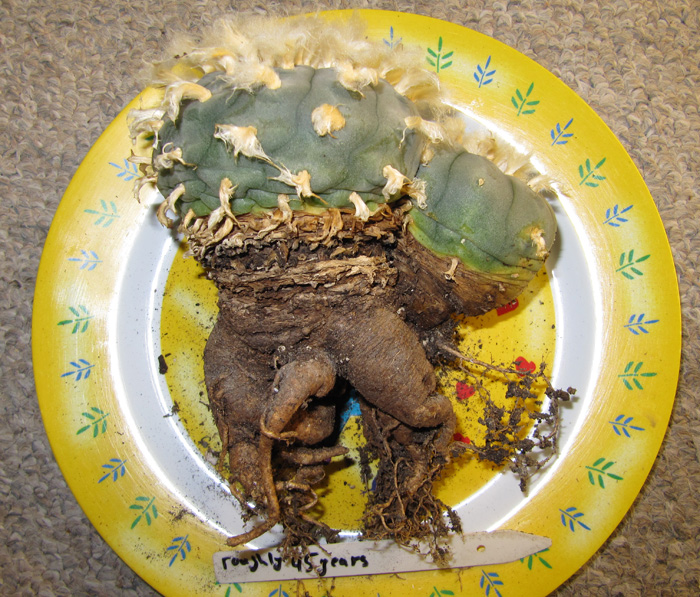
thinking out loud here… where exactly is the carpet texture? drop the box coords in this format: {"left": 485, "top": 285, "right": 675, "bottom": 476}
{"left": 2, "top": 0, "right": 698, "bottom": 595}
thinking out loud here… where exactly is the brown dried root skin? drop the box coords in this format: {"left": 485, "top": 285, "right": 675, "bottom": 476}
{"left": 198, "top": 201, "right": 552, "bottom": 555}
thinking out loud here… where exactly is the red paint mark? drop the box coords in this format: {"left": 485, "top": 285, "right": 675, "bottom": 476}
{"left": 456, "top": 381, "right": 476, "bottom": 401}
{"left": 515, "top": 356, "right": 537, "bottom": 377}
{"left": 497, "top": 299, "right": 519, "bottom": 316}
{"left": 453, "top": 432, "right": 471, "bottom": 444}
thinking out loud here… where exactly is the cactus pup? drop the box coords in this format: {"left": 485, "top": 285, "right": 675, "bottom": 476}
{"left": 129, "top": 14, "right": 557, "bottom": 556}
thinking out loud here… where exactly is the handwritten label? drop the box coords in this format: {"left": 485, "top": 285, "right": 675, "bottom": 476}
{"left": 213, "top": 530, "right": 551, "bottom": 584}
{"left": 217, "top": 549, "right": 368, "bottom": 580}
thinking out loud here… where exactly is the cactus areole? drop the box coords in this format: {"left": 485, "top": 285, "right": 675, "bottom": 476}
{"left": 129, "top": 15, "right": 557, "bottom": 556}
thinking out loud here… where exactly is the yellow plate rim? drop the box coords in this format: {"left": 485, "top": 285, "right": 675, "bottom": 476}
{"left": 32, "top": 9, "right": 681, "bottom": 596}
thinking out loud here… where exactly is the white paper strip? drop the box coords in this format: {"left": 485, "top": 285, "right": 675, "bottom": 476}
{"left": 213, "top": 530, "right": 551, "bottom": 584}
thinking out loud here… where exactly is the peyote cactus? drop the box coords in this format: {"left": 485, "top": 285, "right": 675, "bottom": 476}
{"left": 130, "top": 14, "right": 558, "bottom": 557}
{"left": 410, "top": 148, "right": 556, "bottom": 280}
{"left": 154, "top": 66, "right": 425, "bottom": 219}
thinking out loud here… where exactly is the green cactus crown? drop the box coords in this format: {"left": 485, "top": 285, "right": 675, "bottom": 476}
{"left": 128, "top": 14, "right": 556, "bottom": 277}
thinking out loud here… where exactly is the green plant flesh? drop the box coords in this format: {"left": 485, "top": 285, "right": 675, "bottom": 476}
{"left": 410, "top": 149, "right": 556, "bottom": 277}
{"left": 155, "top": 66, "right": 423, "bottom": 217}
{"left": 152, "top": 64, "right": 555, "bottom": 280}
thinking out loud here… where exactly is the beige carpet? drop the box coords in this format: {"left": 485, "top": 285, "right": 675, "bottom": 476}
{"left": 2, "top": 0, "right": 698, "bottom": 594}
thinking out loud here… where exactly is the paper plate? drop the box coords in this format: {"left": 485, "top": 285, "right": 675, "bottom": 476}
{"left": 32, "top": 9, "right": 681, "bottom": 596}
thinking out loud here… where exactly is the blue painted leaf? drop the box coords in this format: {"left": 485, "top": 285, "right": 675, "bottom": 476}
{"left": 98, "top": 458, "right": 127, "bottom": 483}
